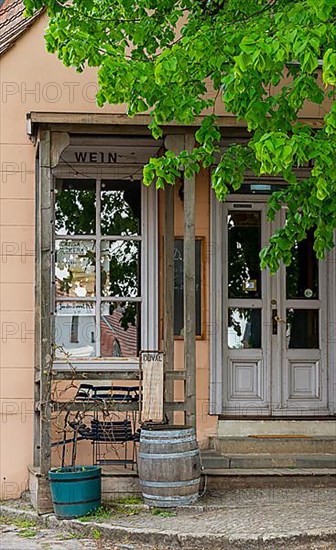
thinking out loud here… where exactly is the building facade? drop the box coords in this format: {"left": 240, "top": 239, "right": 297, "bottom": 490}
{"left": 0, "top": 0, "right": 335, "bottom": 501}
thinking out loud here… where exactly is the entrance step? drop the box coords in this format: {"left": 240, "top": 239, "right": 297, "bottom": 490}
{"left": 99, "top": 462, "right": 336, "bottom": 498}
{"left": 201, "top": 450, "right": 336, "bottom": 470}
{"left": 204, "top": 468, "right": 336, "bottom": 490}
{"left": 210, "top": 435, "right": 336, "bottom": 455}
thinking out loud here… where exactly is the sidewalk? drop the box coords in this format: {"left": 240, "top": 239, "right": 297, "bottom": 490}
{"left": 1, "top": 487, "right": 335, "bottom": 549}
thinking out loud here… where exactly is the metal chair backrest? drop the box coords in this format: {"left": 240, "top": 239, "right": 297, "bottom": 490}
{"left": 91, "top": 419, "right": 134, "bottom": 443}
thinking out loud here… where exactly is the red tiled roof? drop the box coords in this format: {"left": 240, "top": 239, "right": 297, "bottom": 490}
{"left": 0, "top": 0, "right": 43, "bottom": 56}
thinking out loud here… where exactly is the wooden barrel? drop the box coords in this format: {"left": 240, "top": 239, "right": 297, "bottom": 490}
{"left": 138, "top": 425, "right": 201, "bottom": 507}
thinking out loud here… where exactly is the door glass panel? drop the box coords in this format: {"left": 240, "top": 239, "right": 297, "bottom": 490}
{"left": 228, "top": 308, "right": 261, "bottom": 349}
{"left": 286, "top": 309, "right": 319, "bottom": 349}
{"left": 286, "top": 229, "right": 319, "bottom": 299}
{"left": 228, "top": 211, "right": 261, "bottom": 298}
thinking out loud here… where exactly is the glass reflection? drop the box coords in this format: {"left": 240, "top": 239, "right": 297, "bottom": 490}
{"left": 228, "top": 308, "right": 261, "bottom": 349}
{"left": 101, "top": 180, "right": 141, "bottom": 236}
{"left": 55, "top": 179, "right": 96, "bottom": 235}
{"left": 101, "top": 240, "right": 139, "bottom": 297}
{"left": 55, "top": 302, "right": 96, "bottom": 358}
{"left": 101, "top": 302, "right": 139, "bottom": 357}
{"left": 55, "top": 240, "right": 95, "bottom": 298}
{"left": 286, "top": 229, "right": 319, "bottom": 299}
{"left": 286, "top": 309, "right": 319, "bottom": 349}
{"left": 228, "top": 211, "right": 261, "bottom": 298}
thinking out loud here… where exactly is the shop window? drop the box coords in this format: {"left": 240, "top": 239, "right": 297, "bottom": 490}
{"left": 53, "top": 178, "right": 155, "bottom": 362}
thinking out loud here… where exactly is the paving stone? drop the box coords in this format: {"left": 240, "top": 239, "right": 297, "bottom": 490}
{"left": 1, "top": 487, "right": 335, "bottom": 549}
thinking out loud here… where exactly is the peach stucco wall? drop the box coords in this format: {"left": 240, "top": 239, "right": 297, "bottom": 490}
{"left": 0, "top": 14, "right": 132, "bottom": 500}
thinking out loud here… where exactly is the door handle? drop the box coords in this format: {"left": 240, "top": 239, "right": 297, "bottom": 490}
{"left": 274, "top": 315, "right": 286, "bottom": 324}
{"left": 272, "top": 310, "right": 287, "bottom": 335}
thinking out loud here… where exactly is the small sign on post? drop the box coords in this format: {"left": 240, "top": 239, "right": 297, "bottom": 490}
{"left": 139, "top": 351, "right": 164, "bottom": 424}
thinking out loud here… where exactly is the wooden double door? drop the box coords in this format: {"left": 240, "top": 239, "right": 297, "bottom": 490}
{"left": 221, "top": 197, "right": 333, "bottom": 416}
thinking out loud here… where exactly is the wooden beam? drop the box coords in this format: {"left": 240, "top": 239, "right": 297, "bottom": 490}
{"left": 34, "top": 141, "right": 42, "bottom": 468}
{"left": 51, "top": 370, "right": 140, "bottom": 381}
{"left": 39, "top": 130, "right": 53, "bottom": 476}
{"left": 50, "top": 400, "right": 185, "bottom": 413}
{"left": 50, "top": 132, "right": 70, "bottom": 168}
{"left": 163, "top": 183, "right": 175, "bottom": 420}
{"left": 183, "top": 134, "right": 197, "bottom": 429}
{"left": 163, "top": 135, "right": 186, "bottom": 422}
{"left": 28, "top": 112, "right": 247, "bottom": 129}
{"left": 51, "top": 369, "right": 186, "bottom": 381}
{"left": 28, "top": 111, "right": 325, "bottom": 134}
{"left": 51, "top": 401, "right": 139, "bottom": 413}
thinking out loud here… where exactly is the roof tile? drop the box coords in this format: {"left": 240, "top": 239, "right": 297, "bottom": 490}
{"left": 0, "top": 0, "right": 43, "bottom": 56}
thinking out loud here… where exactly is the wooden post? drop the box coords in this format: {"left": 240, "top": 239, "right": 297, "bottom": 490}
{"left": 184, "top": 134, "right": 196, "bottom": 429}
{"left": 38, "top": 129, "right": 53, "bottom": 476}
{"left": 163, "top": 134, "right": 185, "bottom": 423}
{"left": 34, "top": 144, "right": 42, "bottom": 469}
{"left": 163, "top": 184, "right": 175, "bottom": 420}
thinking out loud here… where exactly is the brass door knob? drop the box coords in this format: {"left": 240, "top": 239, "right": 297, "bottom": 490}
{"left": 274, "top": 315, "right": 286, "bottom": 324}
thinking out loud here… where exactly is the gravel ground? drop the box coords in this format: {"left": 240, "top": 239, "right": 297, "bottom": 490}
{"left": 0, "top": 526, "right": 335, "bottom": 550}
{"left": 0, "top": 525, "right": 145, "bottom": 550}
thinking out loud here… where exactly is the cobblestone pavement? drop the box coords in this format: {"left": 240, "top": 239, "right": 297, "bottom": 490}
{"left": 0, "top": 525, "right": 335, "bottom": 550}
{"left": 93, "top": 487, "right": 336, "bottom": 540}
{"left": 1, "top": 487, "right": 335, "bottom": 549}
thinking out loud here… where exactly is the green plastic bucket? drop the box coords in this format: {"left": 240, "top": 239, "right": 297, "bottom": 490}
{"left": 48, "top": 466, "right": 101, "bottom": 519}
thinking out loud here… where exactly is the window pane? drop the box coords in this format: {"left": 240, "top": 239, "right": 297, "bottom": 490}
{"left": 286, "top": 309, "right": 319, "bottom": 349}
{"left": 286, "top": 229, "right": 319, "bottom": 299}
{"left": 101, "top": 180, "right": 141, "bottom": 236}
{"left": 55, "top": 240, "right": 96, "bottom": 298}
{"left": 55, "top": 302, "right": 96, "bottom": 358}
{"left": 101, "top": 240, "right": 139, "bottom": 298}
{"left": 228, "top": 211, "right": 261, "bottom": 299}
{"left": 228, "top": 308, "right": 261, "bottom": 349}
{"left": 101, "top": 302, "right": 139, "bottom": 357}
{"left": 55, "top": 179, "right": 96, "bottom": 235}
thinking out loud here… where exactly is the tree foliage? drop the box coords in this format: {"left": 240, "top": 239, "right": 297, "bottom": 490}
{"left": 25, "top": 0, "right": 336, "bottom": 271}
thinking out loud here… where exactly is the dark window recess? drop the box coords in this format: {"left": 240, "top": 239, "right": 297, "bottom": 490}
{"left": 286, "top": 228, "right": 319, "bottom": 300}
{"left": 174, "top": 239, "right": 202, "bottom": 337}
{"left": 286, "top": 309, "right": 319, "bottom": 349}
{"left": 228, "top": 211, "right": 262, "bottom": 299}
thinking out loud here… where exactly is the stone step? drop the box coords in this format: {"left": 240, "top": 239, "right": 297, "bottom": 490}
{"left": 210, "top": 435, "right": 336, "bottom": 455}
{"left": 201, "top": 450, "right": 336, "bottom": 470}
{"left": 205, "top": 467, "right": 336, "bottom": 476}
{"left": 99, "top": 464, "right": 336, "bottom": 498}
{"left": 204, "top": 468, "right": 336, "bottom": 490}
